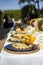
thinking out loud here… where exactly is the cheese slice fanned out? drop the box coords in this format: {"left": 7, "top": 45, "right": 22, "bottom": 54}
{"left": 12, "top": 43, "right": 32, "bottom": 50}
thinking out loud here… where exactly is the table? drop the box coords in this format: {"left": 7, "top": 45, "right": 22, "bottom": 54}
{"left": 0, "top": 31, "right": 43, "bottom": 65}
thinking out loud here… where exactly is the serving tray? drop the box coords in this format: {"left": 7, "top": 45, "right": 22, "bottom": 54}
{"left": 4, "top": 44, "right": 40, "bottom": 54}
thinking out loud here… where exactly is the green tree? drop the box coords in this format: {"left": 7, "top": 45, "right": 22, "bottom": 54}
{"left": 19, "top": 0, "right": 43, "bottom": 10}
{"left": 19, "top": 0, "right": 32, "bottom": 5}
{"left": 19, "top": 0, "right": 43, "bottom": 17}
{"left": 21, "top": 4, "right": 38, "bottom": 19}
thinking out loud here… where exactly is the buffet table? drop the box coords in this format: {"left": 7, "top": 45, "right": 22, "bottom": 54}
{"left": 0, "top": 30, "right": 43, "bottom": 65}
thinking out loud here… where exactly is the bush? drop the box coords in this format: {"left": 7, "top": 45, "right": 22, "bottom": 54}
{"left": 4, "top": 10, "right": 21, "bottom": 21}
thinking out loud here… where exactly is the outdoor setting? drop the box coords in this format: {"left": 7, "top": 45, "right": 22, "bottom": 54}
{"left": 0, "top": 0, "right": 43, "bottom": 65}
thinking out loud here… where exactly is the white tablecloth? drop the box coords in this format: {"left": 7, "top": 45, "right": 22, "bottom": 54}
{"left": 0, "top": 31, "right": 43, "bottom": 65}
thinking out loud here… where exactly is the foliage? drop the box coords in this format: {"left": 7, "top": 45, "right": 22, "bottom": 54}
{"left": 4, "top": 10, "right": 21, "bottom": 21}
{"left": 21, "top": 5, "right": 29, "bottom": 19}
{"left": 21, "top": 5, "right": 38, "bottom": 19}
{"left": 19, "top": 0, "right": 43, "bottom": 17}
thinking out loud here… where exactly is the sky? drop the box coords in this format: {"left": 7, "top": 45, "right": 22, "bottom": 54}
{"left": 0, "top": 0, "right": 43, "bottom": 10}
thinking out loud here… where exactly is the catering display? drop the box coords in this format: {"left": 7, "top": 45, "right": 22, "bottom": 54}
{"left": 1, "top": 18, "right": 43, "bottom": 65}
{"left": 4, "top": 19, "right": 43, "bottom": 54}
{"left": 4, "top": 30, "right": 40, "bottom": 54}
